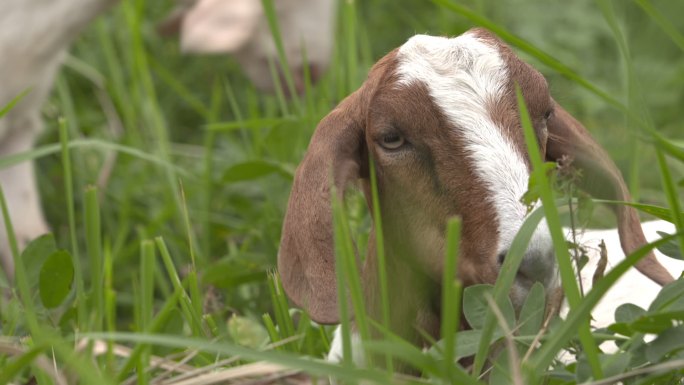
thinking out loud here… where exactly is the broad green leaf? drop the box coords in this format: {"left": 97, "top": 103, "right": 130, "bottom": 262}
{"left": 488, "top": 348, "right": 514, "bottom": 385}
{"left": 576, "top": 353, "right": 629, "bottom": 383}
{"left": 601, "top": 353, "right": 631, "bottom": 379}
{"left": 58, "top": 306, "right": 78, "bottom": 333}
{"left": 39, "top": 250, "right": 74, "bottom": 308}
{"left": 463, "top": 284, "right": 515, "bottom": 331}
{"left": 607, "top": 322, "right": 633, "bottom": 337}
{"left": 646, "top": 325, "right": 684, "bottom": 362}
{"left": 429, "top": 328, "right": 504, "bottom": 362}
{"left": 517, "top": 282, "right": 546, "bottom": 337}
{"left": 222, "top": 160, "right": 293, "bottom": 182}
{"left": 463, "top": 284, "right": 492, "bottom": 330}
{"left": 609, "top": 303, "right": 647, "bottom": 336}
{"left": 227, "top": 315, "right": 269, "bottom": 349}
{"left": 21, "top": 234, "right": 58, "bottom": 289}
{"left": 656, "top": 231, "right": 683, "bottom": 260}
{"left": 615, "top": 303, "right": 646, "bottom": 324}
{"left": 648, "top": 278, "right": 684, "bottom": 312}
{"left": 630, "top": 311, "right": 684, "bottom": 334}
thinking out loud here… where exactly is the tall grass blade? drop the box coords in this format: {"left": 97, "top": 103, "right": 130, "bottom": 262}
{"left": 332, "top": 188, "right": 369, "bottom": 374}
{"left": 593, "top": 199, "right": 684, "bottom": 223}
{"left": 342, "top": 0, "right": 359, "bottom": 94}
{"left": 655, "top": 149, "right": 684, "bottom": 263}
{"left": 597, "top": 0, "right": 646, "bottom": 198}
{"left": 267, "top": 272, "right": 296, "bottom": 349}
{"left": 332, "top": 199, "right": 355, "bottom": 374}
{"left": 103, "top": 243, "right": 117, "bottom": 372}
{"left": 59, "top": 118, "right": 86, "bottom": 327}
{"left": 441, "top": 218, "right": 462, "bottom": 379}
{"left": 138, "top": 240, "right": 155, "bottom": 385}
{"left": 515, "top": 85, "right": 602, "bottom": 379}
{"left": 368, "top": 157, "right": 393, "bottom": 372}
{"left": 0, "top": 186, "right": 38, "bottom": 332}
{"left": 85, "top": 186, "right": 103, "bottom": 331}
{"left": 95, "top": 18, "right": 137, "bottom": 133}
{"left": 154, "top": 237, "right": 205, "bottom": 337}
{"left": 261, "top": 0, "right": 302, "bottom": 109}
{"left": 201, "top": 80, "right": 222, "bottom": 260}
{"left": 115, "top": 288, "right": 184, "bottom": 381}
{"left": 0, "top": 139, "right": 188, "bottom": 176}
{"left": 0, "top": 90, "right": 29, "bottom": 119}
{"left": 633, "top": 0, "right": 684, "bottom": 52}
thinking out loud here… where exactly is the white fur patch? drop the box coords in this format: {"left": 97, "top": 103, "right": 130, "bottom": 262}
{"left": 395, "top": 33, "right": 555, "bottom": 295}
{"left": 327, "top": 326, "right": 364, "bottom": 365}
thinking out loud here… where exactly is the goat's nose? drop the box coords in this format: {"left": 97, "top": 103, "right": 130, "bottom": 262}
{"left": 519, "top": 249, "right": 555, "bottom": 280}
{"left": 498, "top": 249, "right": 555, "bottom": 283}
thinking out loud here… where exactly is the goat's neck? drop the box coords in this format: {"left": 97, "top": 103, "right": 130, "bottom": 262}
{"left": 362, "top": 231, "right": 442, "bottom": 346}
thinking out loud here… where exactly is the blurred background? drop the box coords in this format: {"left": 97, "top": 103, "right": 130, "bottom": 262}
{"left": 31, "top": 0, "right": 684, "bottom": 326}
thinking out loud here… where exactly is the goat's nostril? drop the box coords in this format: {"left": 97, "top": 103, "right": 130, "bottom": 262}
{"left": 497, "top": 251, "right": 507, "bottom": 265}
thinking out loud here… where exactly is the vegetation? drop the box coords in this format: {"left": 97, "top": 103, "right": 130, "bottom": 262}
{"left": 0, "top": 0, "right": 683, "bottom": 383}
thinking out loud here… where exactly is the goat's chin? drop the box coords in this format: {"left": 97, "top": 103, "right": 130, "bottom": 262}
{"left": 509, "top": 281, "right": 532, "bottom": 310}
{"left": 510, "top": 273, "right": 561, "bottom": 312}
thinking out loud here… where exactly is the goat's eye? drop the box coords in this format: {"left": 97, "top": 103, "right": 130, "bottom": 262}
{"left": 544, "top": 109, "right": 553, "bottom": 121}
{"left": 380, "top": 133, "right": 405, "bottom": 150}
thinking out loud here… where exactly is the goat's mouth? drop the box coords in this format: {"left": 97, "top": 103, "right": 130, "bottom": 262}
{"left": 515, "top": 262, "right": 558, "bottom": 295}
{"left": 498, "top": 251, "right": 555, "bottom": 279}
{"left": 514, "top": 270, "right": 542, "bottom": 288}
{"left": 498, "top": 249, "right": 558, "bottom": 300}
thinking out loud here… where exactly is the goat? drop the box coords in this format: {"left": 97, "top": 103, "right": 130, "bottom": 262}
{"left": 160, "top": 0, "right": 335, "bottom": 92}
{"left": 0, "top": 0, "right": 335, "bottom": 277}
{"left": 277, "top": 28, "right": 675, "bottom": 369}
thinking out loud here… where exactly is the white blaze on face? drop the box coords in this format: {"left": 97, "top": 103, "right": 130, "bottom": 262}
{"left": 395, "top": 33, "right": 555, "bottom": 290}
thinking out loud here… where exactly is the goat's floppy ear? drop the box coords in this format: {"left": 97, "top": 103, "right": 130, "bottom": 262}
{"left": 278, "top": 91, "right": 366, "bottom": 324}
{"left": 546, "top": 100, "right": 674, "bottom": 285}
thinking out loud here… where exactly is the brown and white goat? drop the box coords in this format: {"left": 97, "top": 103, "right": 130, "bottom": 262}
{"left": 0, "top": 0, "right": 334, "bottom": 277}
{"left": 278, "top": 28, "right": 675, "bottom": 364}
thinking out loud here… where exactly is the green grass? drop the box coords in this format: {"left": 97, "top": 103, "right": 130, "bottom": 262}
{"left": 1, "top": 0, "right": 684, "bottom": 383}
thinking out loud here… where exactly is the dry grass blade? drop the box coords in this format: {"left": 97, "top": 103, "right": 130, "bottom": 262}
{"left": 160, "top": 361, "right": 306, "bottom": 385}
{"left": 582, "top": 359, "right": 684, "bottom": 385}
{"left": 156, "top": 334, "right": 305, "bottom": 384}
{"left": 592, "top": 240, "right": 608, "bottom": 287}
{"left": 77, "top": 338, "right": 195, "bottom": 373}
{"left": 154, "top": 355, "right": 242, "bottom": 385}
{"left": 136, "top": 349, "right": 201, "bottom": 385}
